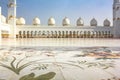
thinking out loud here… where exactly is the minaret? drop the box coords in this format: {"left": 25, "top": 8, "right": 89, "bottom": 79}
{"left": 8, "top": 0, "right": 17, "bottom": 38}
{"left": 0, "top": 6, "right": 1, "bottom": 39}
{"left": 113, "top": 0, "right": 120, "bottom": 38}
{"left": 0, "top": 6, "right": 1, "bottom": 24}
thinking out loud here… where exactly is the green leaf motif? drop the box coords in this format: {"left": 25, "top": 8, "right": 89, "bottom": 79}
{"left": 19, "top": 72, "right": 56, "bottom": 80}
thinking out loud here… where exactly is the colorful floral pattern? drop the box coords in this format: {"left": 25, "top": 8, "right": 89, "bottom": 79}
{"left": 0, "top": 46, "right": 120, "bottom": 80}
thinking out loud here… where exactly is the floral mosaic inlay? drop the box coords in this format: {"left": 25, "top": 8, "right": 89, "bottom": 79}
{"left": 0, "top": 46, "right": 120, "bottom": 80}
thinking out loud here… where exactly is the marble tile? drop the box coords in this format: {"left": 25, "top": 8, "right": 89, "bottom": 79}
{"left": 0, "top": 39, "right": 120, "bottom": 80}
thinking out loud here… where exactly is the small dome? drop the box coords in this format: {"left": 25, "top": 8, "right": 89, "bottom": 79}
{"left": 19, "top": 17, "right": 26, "bottom": 25}
{"left": 1, "top": 15, "right": 6, "bottom": 23}
{"left": 33, "top": 17, "right": 40, "bottom": 25}
{"left": 104, "top": 19, "right": 111, "bottom": 27}
{"left": 90, "top": 18, "right": 97, "bottom": 26}
{"left": 77, "top": 18, "right": 84, "bottom": 26}
{"left": 48, "top": 17, "right": 55, "bottom": 26}
{"left": 16, "top": 18, "right": 20, "bottom": 25}
{"left": 62, "top": 17, "right": 70, "bottom": 26}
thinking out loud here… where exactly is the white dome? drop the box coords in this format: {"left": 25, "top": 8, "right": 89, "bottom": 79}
{"left": 1, "top": 15, "right": 6, "bottom": 23}
{"left": 104, "top": 19, "right": 111, "bottom": 27}
{"left": 62, "top": 17, "right": 70, "bottom": 26}
{"left": 16, "top": 18, "right": 20, "bottom": 25}
{"left": 19, "top": 17, "right": 26, "bottom": 25}
{"left": 90, "top": 18, "right": 97, "bottom": 26}
{"left": 77, "top": 18, "right": 84, "bottom": 26}
{"left": 33, "top": 17, "right": 40, "bottom": 25}
{"left": 48, "top": 17, "right": 55, "bottom": 26}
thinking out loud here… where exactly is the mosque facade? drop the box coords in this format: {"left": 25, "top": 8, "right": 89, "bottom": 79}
{"left": 0, "top": 0, "right": 120, "bottom": 38}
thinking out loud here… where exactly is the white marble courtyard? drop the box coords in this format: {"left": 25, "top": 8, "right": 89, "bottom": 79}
{"left": 0, "top": 38, "right": 120, "bottom": 80}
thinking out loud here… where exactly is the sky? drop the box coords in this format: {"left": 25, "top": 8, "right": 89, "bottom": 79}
{"left": 0, "top": 0, "right": 113, "bottom": 26}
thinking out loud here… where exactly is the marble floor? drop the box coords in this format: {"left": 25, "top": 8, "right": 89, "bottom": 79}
{"left": 0, "top": 38, "right": 120, "bottom": 80}
{"left": 0, "top": 38, "right": 120, "bottom": 47}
